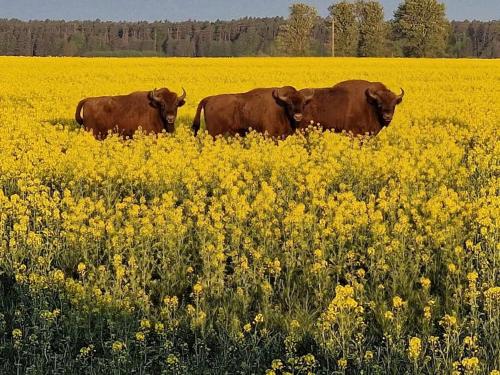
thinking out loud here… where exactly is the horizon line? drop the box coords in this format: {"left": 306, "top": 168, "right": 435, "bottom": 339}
{"left": 1, "top": 15, "right": 498, "bottom": 24}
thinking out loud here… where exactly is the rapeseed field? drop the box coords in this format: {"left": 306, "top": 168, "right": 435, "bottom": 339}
{"left": 0, "top": 57, "right": 498, "bottom": 374}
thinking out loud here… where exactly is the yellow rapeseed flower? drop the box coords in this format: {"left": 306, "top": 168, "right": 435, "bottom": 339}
{"left": 12, "top": 328, "right": 22, "bottom": 340}
{"left": 77, "top": 262, "right": 86, "bottom": 275}
{"left": 440, "top": 314, "right": 458, "bottom": 329}
{"left": 337, "top": 358, "right": 347, "bottom": 369}
{"left": 254, "top": 314, "right": 264, "bottom": 324}
{"left": 423, "top": 306, "right": 432, "bottom": 320}
{"left": 271, "top": 359, "right": 283, "bottom": 370}
{"left": 111, "top": 341, "right": 124, "bottom": 352}
{"left": 384, "top": 311, "right": 394, "bottom": 321}
{"left": 408, "top": 337, "right": 422, "bottom": 360}
{"left": 420, "top": 277, "right": 431, "bottom": 290}
{"left": 140, "top": 319, "right": 151, "bottom": 330}
{"left": 155, "top": 322, "right": 165, "bottom": 334}
{"left": 467, "top": 271, "right": 478, "bottom": 283}
{"left": 461, "top": 357, "right": 479, "bottom": 371}
{"left": 52, "top": 269, "right": 65, "bottom": 283}
{"left": 393, "top": 296, "right": 405, "bottom": 309}
{"left": 193, "top": 282, "right": 203, "bottom": 295}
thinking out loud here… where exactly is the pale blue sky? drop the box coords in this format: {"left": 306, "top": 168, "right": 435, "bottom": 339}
{"left": 0, "top": 0, "right": 497, "bottom": 21}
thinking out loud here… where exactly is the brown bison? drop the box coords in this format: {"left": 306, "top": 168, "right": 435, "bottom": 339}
{"left": 192, "top": 86, "right": 314, "bottom": 138}
{"left": 299, "top": 80, "right": 404, "bottom": 136}
{"left": 75, "top": 88, "right": 186, "bottom": 139}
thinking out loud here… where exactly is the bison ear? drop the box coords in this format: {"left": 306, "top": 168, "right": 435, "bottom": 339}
{"left": 149, "top": 88, "right": 162, "bottom": 107}
{"left": 365, "top": 88, "right": 379, "bottom": 105}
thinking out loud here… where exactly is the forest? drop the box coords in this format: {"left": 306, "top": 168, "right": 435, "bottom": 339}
{"left": 0, "top": 4, "right": 498, "bottom": 58}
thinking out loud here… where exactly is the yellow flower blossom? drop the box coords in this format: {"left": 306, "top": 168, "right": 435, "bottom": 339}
{"left": 166, "top": 354, "right": 179, "bottom": 365}
{"left": 440, "top": 314, "right": 458, "bottom": 329}
{"left": 243, "top": 323, "right": 252, "bottom": 333}
{"left": 467, "top": 271, "right": 478, "bottom": 283}
{"left": 461, "top": 357, "right": 479, "bottom": 371}
{"left": 393, "top": 296, "right": 405, "bottom": 309}
{"left": 254, "top": 314, "right": 264, "bottom": 324}
{"left": 155, "top": 322, "right": 165, "bottom": 334}
{"left": 111, "top": 341, "right": 124, "bottom": 352}
{"left": 77, "top": 262, "right": 86, "bottom": 275}
{"left": 52, "top": 269, "right": 65, "bottom": 283}
{"left": 271, "top": 359, "right": 283, "bottom": 370}
{"left": 290, "top": 320, "right": 300, "bottom": 330}
{"left": 140, "top": 319, "right": 151, "bottom": 330}
{"left": 419, "top": 277, "right": 431, "bottom": 290}
{"left": 337, "top": 358, "right": 347, "bottom": 369}
{"left": 423, "top": 306, "right": 432, "bottom": 320}
{"left": 12, "top": 329, "right": 22, "bottom": 340}
{"left": 193, "top": 282, "right": 203, "bottom": 295}
{"left": 408, "top": 337, "right": 422, "bottom": 360}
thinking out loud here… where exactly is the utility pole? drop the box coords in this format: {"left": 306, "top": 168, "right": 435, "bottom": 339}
{"left": 331, "top": 15, "right": 335, "bottom": 57}
{"left": 154, "top": 27, "right": 157, "bottom": 52}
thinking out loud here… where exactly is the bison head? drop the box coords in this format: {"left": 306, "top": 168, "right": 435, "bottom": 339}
{"left": 365, "top": 87, "right": 404, "bottom": 126}
{"left": 149, "top": 88, "right": 186, "bottom": 130}
{"left": 273, "top": 86, "right": 314, "bottom": 125}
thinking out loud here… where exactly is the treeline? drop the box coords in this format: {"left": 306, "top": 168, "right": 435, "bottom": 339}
{"left": 448, "top": 20, "right": 499, "bottom": 58}
{"left": 0, "top": 2, "right": 498, "bottom": 58}
{"left": 0, "top": 18, "right": 283, "bottom": 57}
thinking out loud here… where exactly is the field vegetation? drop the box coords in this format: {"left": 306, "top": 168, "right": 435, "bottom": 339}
{"left": 0, "top": 57, "right": 498, "bottom": 374}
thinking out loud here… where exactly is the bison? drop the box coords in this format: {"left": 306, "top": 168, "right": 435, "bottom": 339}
{"left": 299, "top": 80, "right": 404, "bottom": 136}
{"left": 75, "top": 88, "right": 186, "bottom": 139}
{"left": 192, "top": 86, "right": 314, "bottom": 138}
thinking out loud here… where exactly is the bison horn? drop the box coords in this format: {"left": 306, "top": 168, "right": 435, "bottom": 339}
{"left": 150, "top": 88, "right": 162, "bottom": 102}
{"left": 273, "top": 88, "right": 289, "bottom": 102}
{"left": 302, "top": 88, "right": 314, "bottom": 102}
{"left": 365, "top": 88, "right": 379, "bottom": 102}
{"left": 178, "top": 87, "right": 186, "bottom": 102}
{"left": 397, "top": 88, "right": 405, "bottom": 100}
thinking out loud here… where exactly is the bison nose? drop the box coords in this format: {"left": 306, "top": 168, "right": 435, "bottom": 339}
{"left": 293, "top": 113, "right": 303, "bottom": 122}
{"left": 166, "top": 115, "right": 175, "bottom": 124}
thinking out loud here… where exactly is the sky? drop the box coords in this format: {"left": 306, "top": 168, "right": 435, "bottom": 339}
{"left": 0, "top": 0, "right": 497, "bottom": 22}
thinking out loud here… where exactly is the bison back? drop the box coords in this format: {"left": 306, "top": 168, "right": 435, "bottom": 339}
{"left": 202, "top": 88, "right": 291, "bottom": 137}
{"left": 80, "top": 93, "right": 162, "bottom": 138}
